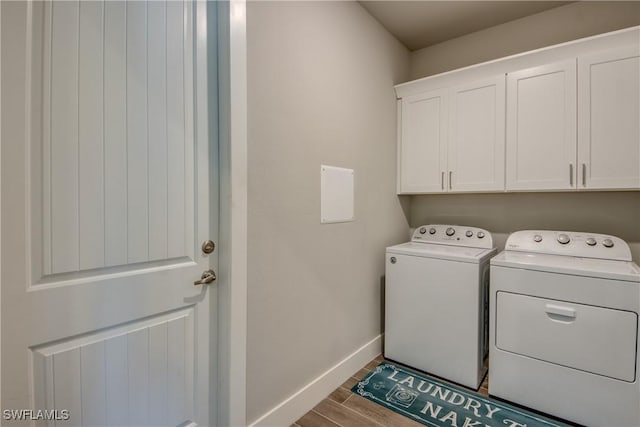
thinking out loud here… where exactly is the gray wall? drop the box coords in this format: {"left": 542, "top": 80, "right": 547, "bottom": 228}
{"left": 246, "top": 1, "right": 410, "bottom": 422}
{"left": 410, "top": 1, "right": 640, "bottom": 79}
{"left": 408, "top": 1, "right": 640, "bottom": 261}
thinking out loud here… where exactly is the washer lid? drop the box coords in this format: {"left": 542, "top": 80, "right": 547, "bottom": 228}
{"left": 491, "top": 251, "right": 640, "bottom": 282}
{"left": 387, "top": 242, "right": 496, "bottom": 263}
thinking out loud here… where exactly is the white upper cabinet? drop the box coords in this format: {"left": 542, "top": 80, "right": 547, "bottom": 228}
{"left": 578, "top": 46, "right": 640, "bottom": 190}
{"left": 449, "top": 76, "right": 506, "bottom": 192}
{"left": 506, "top": 60, "right": 577, "bottom": 191}
{"left": 399, "top": 88, "right": 448, "bottom": 193}
{"left": 395, "top": 27, "right": 639, "bottom": 194}
{"left": 397, "top": 77, "right": 505, "bottom": 194}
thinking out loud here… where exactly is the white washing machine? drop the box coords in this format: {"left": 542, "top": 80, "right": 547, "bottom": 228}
{"left": 385, "top": 224, "right": 496, "bottom": 389}
{"left": 490, "top": 230, "right": 640, "bottom": 427}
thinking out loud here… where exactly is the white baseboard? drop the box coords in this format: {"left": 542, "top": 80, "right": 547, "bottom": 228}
{"left": 248, "top": 335, "right": 382, "bottom": 427}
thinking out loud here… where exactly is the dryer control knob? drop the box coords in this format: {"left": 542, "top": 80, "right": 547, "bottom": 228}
{"left": 419, "top": 227, "right": 427, "bottom": 234}
{"left": 557, "top": 234, "right": 570, "bottom": 245}
{"left": 446, "top": 227, "right": 455, "bottom": 236}
{"left": 603, "top": 238, "right": 614, "bottom": 248}
{"left": 586, "top": 237, "right": 597, "bottom": 246}
{"left": 533, "top": 234, "right": 543, "bottom": 243}
{"left": 465, "top": 230, "right": 473, "bottom": 237}
{"left": 429, "top": 228, "right": 436, "bottom": 235}
{"left": 477, "top": 231, "right": 485, "bottom": 239}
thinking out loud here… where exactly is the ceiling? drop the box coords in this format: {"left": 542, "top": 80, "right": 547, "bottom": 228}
{"left": 359, "top": 1, "right": 572, "bottom": 51}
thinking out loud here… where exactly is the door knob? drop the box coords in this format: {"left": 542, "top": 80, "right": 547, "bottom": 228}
{"left": 194, "top": 269, "right": 216, "bottom": 286}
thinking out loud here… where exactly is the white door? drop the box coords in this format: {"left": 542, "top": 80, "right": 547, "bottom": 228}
{"left": 449, "top": 75, "right": 506, "bottom": 192}
{"left": 399, "top": 88, "right": 448, "bottom": 193}
{"left": 1, "top": 1, "right": 216, "bottom": 426}
{"left": 506, "top": 60, "right": 577, "bottom": 191}
{"left": 578, "top": 46, "right": 640, "bottom": 190}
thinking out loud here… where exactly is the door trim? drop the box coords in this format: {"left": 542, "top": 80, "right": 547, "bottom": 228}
{"left": 0, "top": 0, "right": 3, "bottom": 411}
{"left": 216, "top": 0, "right": 248, "bottom": 426}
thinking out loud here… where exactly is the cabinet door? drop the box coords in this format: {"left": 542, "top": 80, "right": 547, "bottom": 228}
{"left": 506, "top": 60, "right": 577, "bottom": 191}
{"left": 578, "top": 46, "right": 640, "bottom": 190}
{"left": 399, "top": 88, "right": 448, "bottom": 193}
{"left": 449, "top": 75, "right": 506, "bottom": 192}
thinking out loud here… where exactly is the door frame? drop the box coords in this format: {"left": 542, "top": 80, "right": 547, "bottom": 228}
{"left": 214, "top": 0, "right": 248, "bottom": 426}
{"left": 0, "top": 0, "right": 3, "bottom": 419}
{"left": 0, "top": 0, "right": 248, "bottom": 425}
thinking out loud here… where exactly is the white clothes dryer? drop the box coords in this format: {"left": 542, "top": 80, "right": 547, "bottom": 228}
{"left": 385, "top": 224, "right": 496, "bottom": 389}
{"left": 489, "top": 230, "right": 640, "bottom": 427}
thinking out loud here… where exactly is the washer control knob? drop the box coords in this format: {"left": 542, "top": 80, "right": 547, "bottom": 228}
{"left": 477, "top": 231, "right": 485, "bottom": 239}
{"left": 586, "top": 237, "right": 597, "bottom": 246}
{"left": 557, "top": 234, "right": 570, "bottom": 245}
{"left": 419, "top": 227, "right": 427, "bottom": 234}
{"left": 429, "top": 228, "right": 436, "bottom": 235}
{"left": 603, "top": 238, "right": 614, "bottom": 248}
{"left": 445, "top": 227, "right": 455, "bottom": 236}
{"left": 465, "top": 230, "right": 473, "bottom": 237}
{"left": 533, "top": 234, "right": 543, "bottom": 243}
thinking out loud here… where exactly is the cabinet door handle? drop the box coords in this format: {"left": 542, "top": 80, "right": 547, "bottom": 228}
{"left": 569, "top": 163, "right": 574, "bottom": 186}
{"left": 441, "top": 171, "right": 444, "bottom": 190}
{"left": 449, "top": 171, "right": 452, "bottom": 190}
{"left": 582, "top": 163, "right": 586, "bottom": 187}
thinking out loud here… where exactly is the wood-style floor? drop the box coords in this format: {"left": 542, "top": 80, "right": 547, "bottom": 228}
{"left": 292, "top": 354, "right": 489, "bottom": 427}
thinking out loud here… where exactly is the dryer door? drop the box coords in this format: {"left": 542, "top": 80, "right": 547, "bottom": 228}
{"left": 496, "top": 291, "right": 638, "bottom": 382}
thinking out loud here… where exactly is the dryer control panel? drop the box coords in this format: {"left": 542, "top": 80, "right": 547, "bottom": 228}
{"left": 505, "top": 230, "right": 632, "bottom": 261}
{"left": 411, "top": 224, "right": 494, "bottom": 249}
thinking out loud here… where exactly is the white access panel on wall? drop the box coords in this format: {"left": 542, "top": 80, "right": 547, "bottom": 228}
{"left": 321, "top": 165, "right": 354, "bottom": 223}
{"left": 578, "top": 46, "right": 640, "bottom": 190}
{"left": 506, "top": 60, "right": 577, "bottom": 191}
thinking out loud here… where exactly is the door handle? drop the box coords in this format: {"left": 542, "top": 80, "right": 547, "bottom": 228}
{"left": 545, "top": 304, "right": 576, "bottom": 320}
{"left": 441, "top": 171, "right": 444, "bottom": 190}
{"left": 569, "top": 163, "right": 574, "bottom": 186}
{"left": 194, "top": 269, "right": 216, "bottom": 286}
{"left": 449, "top": 171, "right": 452, "bottom": 190}
{"left": 582, "top": 163, "right": 587, "bottom": 187}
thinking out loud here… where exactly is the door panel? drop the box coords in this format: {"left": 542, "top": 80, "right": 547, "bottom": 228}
{"left": 449, "top": 75, "right": 505, "bottom": 192}
{"left": 578, "top": 46, "right": 640, "bottom": 189}
{"left": 32, "top": 309, "right": 194, "bottom": 426}
{"left": 40, "top": 0, "right": 193, "bottom": 278}
{"left": 104, "top": 2, "right": 128, "bottom": 268}
{"left": 78, "top": 2, "right": 105, "bottom": 271}
{"left": 399, "top": 88, "right": 448, "bottom": 193}
{"left": 2, "top": 1, "right": 214, "bottom": 425}
{"left": 506, "top": 60, "right": 577, "bottom": 191}
{"left": 49, "top": 0, "right": 81, "bottom": 274}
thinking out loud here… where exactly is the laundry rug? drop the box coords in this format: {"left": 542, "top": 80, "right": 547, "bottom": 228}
{"left": 352, "top": 362, "right": 570, "bottom": 427}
